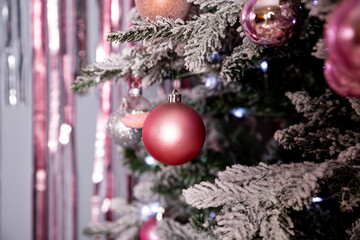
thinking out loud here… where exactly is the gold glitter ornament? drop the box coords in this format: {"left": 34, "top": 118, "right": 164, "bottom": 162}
{"left": 135, "top": 0, "right": 191, "bottom": 22}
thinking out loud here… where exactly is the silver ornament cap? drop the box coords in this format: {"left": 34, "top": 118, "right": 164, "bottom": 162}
{"left": 168, "top": 89, "right": 181, "bottom": 103}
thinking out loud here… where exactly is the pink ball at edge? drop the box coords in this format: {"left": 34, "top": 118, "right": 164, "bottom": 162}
{"left": 325, "top": 0, "right": 360, "bottom": 78}
{"left": 324, "top": 58, "right": 360, "bottom": 98}
{"left": 139, "top": 218, "right": 160, "bottom": 240}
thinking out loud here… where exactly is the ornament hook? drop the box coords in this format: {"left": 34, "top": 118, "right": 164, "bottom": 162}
{"left": 169, "top": 89, "right": 181, "bottom": 103}
{"left": 129, "top": 80, "right": 142, "bottom": 97}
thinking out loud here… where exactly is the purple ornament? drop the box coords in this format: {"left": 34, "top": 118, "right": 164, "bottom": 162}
{"left": 325, "top": 0, "right": 360, "bottom": 78}
{"left": 241, "top": 0, "right": 302, "bottom": 46}
{"left": 324, "top": 58, "right": 360, "bottom": 98}
{"left": 139, "top": 218, "right": 160, "bottom": 240}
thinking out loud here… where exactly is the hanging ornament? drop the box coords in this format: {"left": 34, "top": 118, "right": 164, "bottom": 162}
{"left": 121, "top": 86, "right": 152, "bottom": 129}
{"left": 240, "top": 0, "right": 302, "bottom": 46}
{"left": 135, "top": 0, "right": 191, "bottom": 22}
{"left": 142, "top": 90, "right": 205, "bottom": 165}
{"left": 139, "top": 217, "right": 160, "bottom": 240}
{"left": 325, "top": 0, "right": 360, "bottom": 78}
{"left": 107, "top": 110, "right": 142, "bottom": 147}
{"left": 324, "top": 58, "right": 360, "bottom": 97}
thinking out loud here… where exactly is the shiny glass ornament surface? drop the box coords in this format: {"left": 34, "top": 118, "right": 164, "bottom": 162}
{"left": 241, "top": 0, "right": 302, "bottom": 46}
{"left": 135, "top": 0, "right": 190, "bottom": 22}
{"left": 107, "top": 110, "right": 142, "bottom": 147}
{"left": 142, "top": 91, "right": 205, "bottom": 165}
{"left": 139, "top": 218, "right": 160, "bottom": 240}
{"left": 325, "top": 0, "right": 360, "bottom": 78}
{"left": 324, "top": 58, "right": 360, "bottom": 98}
{"left": 121, "top": 87, "right": 152, "bottom": 129}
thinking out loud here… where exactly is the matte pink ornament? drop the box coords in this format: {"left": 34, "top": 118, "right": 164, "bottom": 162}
{"left": 324, "top": 58, "right": 360, "bottom": 98}
{"left": 241, "top": 0, "right": 302, "bottom": 46}
{"left": 325, "top": 0, "right": 360, "bottom": 78}
{"left": 142, "top": 90, "right": 205, "bottom": 165}
{"left": 139, "top": 218, "right": 160, "bottom": 240}
{"left": 135, "top": 0, "right": 190, "bottom": 22}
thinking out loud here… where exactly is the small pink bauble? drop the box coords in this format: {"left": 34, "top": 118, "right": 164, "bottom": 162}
{"left": 241, "top": 0, "right": 302, "bottom": 46}
{"left": 325, "top": 0, "right": 360, "bottom": 78}
{"left": 139, "top": 218, "right": 160, "bottom": 240}
{"left": 120, "top": 87, "right": 152, "bottom": 129}
{"left": 324, "top": 58, "right": 360, "bottom": 98}
{"left": 135, "top": 0, "right": 191, "bottom": 22}
{"left": 121, "top": 112, "right": 150, "bottom": 129}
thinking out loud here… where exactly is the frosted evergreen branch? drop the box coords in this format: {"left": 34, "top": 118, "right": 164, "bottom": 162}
{"left": 301, "top": 0, "right": 337, "bottom": 21}
{"left": 84, "top": 198, "right": 144, "bottom": 240}
{"left": 84, "top": 222, "right": 120, "bottom": 236}
{"left": 133, "top": 176, "right": 160, "bottom": 204}
{"left": 339, "top": 185, "right": 360, "bottom": 212}
{"left": 275, "top": 124, "right": 360, "bottom": 159}
{"left": 188, "top": 0, "right": 240, "bottom": 11}
{"left": 110, "top": 198, "right": 142, "bottom": 215}
{"left": 183, "top": 161, "right": 341, "bottom": 239}
{"left": 338, "top": 144, "right": 360, "bottom": 166}
{"left": 347, "top": 218, "right": 360, "bottom": 240}
{"left": 220, "top": 38, "right": 264, "bottom": 82}
{"left": 275, "top": 91, "right": 360, "bottom": 159}
{"left": 155, "top": 219, "right": 212, "bottom": 240}
{"left": 349, "top": 98, "right": 360, "bottom": 116}
{"left": 287, "top": 90, "right": 360, "bottom": 123}
{"left": 154, "top": 161, "right": 211, "bottom": 198}
{"left": 84, "top": 218, "right": 140, "bottom": 240}
{"left": 185, "top": 162, "right": 335, "bottom": 210}
{"left": 72, "top": 47, "right": 169, "bottom": 91}
{"left": 214, "top": 202, "right": 294, "bottom": 240}
{"left": 284, "top": 90, "right": 360, "bottom": 124}
{"left": 107, "top": 18, "right": 179, "bottom": 44}
{"left": 129, "top": 7, "right": 141, "bottom": 23}
{"left": 181, "top": 82, "right": 242, "bottom": 113}
{"left": 336, "top": 144, "right": 360, "bottom": 211}
{"left": 107, "top": 0, "right": 244, "bottom": 72}
{"left": 311, "top": 38, "right": 327, "bottom": 59}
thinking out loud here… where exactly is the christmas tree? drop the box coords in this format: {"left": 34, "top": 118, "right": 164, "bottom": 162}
{"left": 73, "top": 0, "right": 360, "bottom": 239}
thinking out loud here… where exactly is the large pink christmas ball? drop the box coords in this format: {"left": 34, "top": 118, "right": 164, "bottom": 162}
{"left": 324, "top": 58, "right": 360, "bottom": 97}
{"left": 241, "top": 0, "right": 302, "bottom": 46}
{"left": 142, "top": 92, "right": 205, "bottom": 165}
{"left": 135, "top": 0, "right": 191, "bottom": 22}
{"left": 325, "top": 0, "right": 360, "bottom": 78}
{"left": 139, "top": 218, "right": 160, "bottom": 240}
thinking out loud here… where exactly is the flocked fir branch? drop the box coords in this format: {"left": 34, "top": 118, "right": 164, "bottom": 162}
{"left": 154, "top": 218, "right": 212, "bottom": 240}
{"left": 274, "top": 91, "right": 360, "bottom": 160}
{"left": 311, "top": 38, "right": 327, "bottom": 59}
{"left": 72, "top": 0, "right": 330, "bottom": 93}
{"left": 301, "top": 0, "right": 337, "bottom": 20}
{"left": 72, "top": 47, "right": 170, "bottom": 91}
{"left": 182, "top": 90, "right": 360, "bottom": 239}
{"left": 332, "top": 144, "right": 360, "bottom": 212}
{"left": 219, "top": 37, "right": 263, "bottom": 81}
{"left": 183, "top": 148, "right": 360, "bottom": 240}
{"left": 84, "top": 198, "right": 144, "bottom": 240}
{"left": 349, "top": 98, "right": 360, "bottom": 116}
{"left": 107, "top": 0, "right": 243, "bottom": 72}
{"left": 347, "top": 218, "right": 360, "bottom": 240}
{"left": 72, "top": 0, "right": 257, "bottom": 92}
